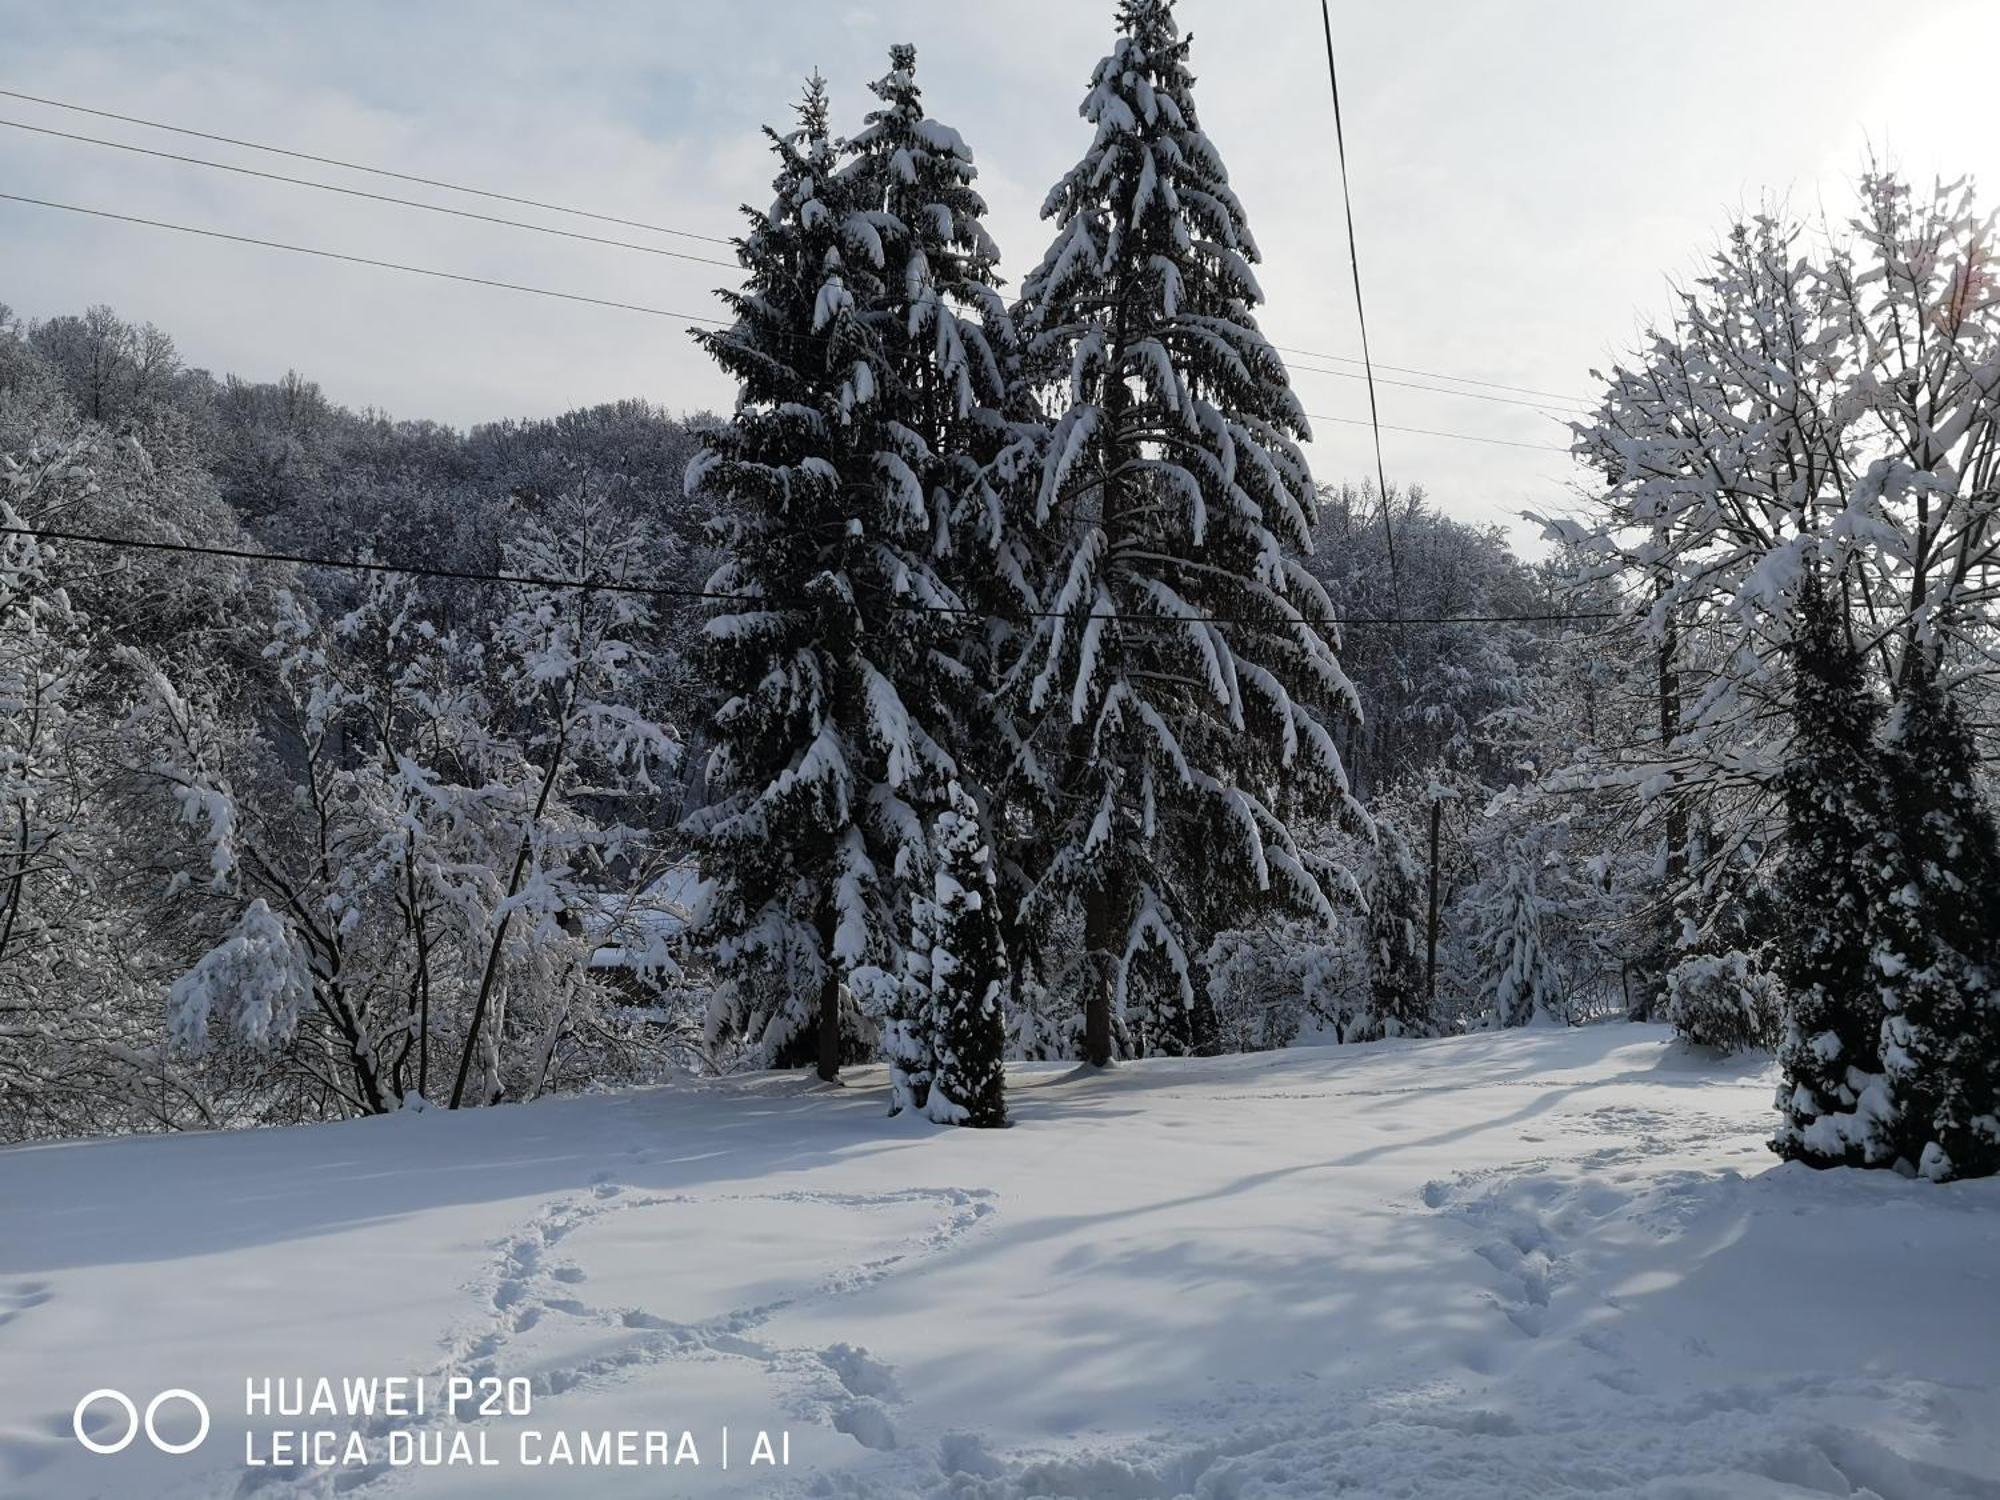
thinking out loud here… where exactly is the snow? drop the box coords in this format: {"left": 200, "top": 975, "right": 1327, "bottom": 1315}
{"left": 166, "top": 897, "right": 310, "bottom": 1053}
{"left": 3, "top": 1026, "right": 1997, "bottom": 1498}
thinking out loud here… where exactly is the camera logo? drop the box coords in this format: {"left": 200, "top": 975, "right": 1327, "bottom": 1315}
{"left": 72, "top": 1389, "right": 210, "bottom": 1455}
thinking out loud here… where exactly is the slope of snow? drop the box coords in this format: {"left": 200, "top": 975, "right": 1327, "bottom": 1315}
{"left": 2, "top": 1027, "right": 1997, "bottom": 1499}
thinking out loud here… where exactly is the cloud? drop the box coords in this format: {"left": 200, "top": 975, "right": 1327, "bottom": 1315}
{"left": 5, "top": 0, "right": 1973, "bottom": 549}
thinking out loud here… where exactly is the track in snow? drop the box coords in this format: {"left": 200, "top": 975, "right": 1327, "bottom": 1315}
{"left": 239, "top": 1180, "right": 996, "bottom": 1496}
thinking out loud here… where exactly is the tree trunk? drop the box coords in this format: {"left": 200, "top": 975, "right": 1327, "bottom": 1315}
{"left": 1646, "top": 594, "right": 1684, "bottom": 1025}
{"left": 449, "top": 735, "right": 568, "bottom": 1109}
{"left": 816, "top": 902, "right": 841, "bottom": 1083}
{"left": 1660, "top": 608, "right": 1686, "bottom": 889}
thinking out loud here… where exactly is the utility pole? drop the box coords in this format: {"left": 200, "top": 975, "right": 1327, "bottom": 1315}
{"left": 1425, "top": 783, "right": 1455, "bottom": 1011}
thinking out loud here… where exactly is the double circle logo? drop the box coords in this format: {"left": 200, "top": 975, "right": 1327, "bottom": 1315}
{"left": 72, "top": 1389, "right": 209, "bottom": 1455}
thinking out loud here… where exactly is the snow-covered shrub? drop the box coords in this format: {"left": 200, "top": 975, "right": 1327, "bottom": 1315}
{"left": 1663, "top": 950, "right": 1782, "bottom": 1055}
{"left": 912, "top": 783, "right": 1008, "bottom": 1126}
{"left": 1205, "top": 918, "right": 1358, "bottom": 1052}
{"left": 167, "top": 900, "right": 309, "bottom": 1054}
{"left": 1003, "top": 924, "right": 1086, "bottom": 1062}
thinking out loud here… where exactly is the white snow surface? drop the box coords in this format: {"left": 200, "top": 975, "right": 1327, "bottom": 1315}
{"left": 2, "top": 1026, "right": 1997, "bottom": 1499}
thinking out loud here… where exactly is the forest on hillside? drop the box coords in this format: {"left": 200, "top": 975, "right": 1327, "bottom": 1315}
{"left": 4, "top": 0, "right": 1998, "bottom": 1182}
{"left": 0, "top": 292, "right": 1578, "bottom": 1137}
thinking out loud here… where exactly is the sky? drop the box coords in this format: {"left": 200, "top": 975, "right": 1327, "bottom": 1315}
{"left": 3, "top": 0, "right": 1997, "bottom": 550}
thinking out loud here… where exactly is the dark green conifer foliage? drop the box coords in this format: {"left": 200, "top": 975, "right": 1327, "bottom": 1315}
{"left": 1771, "top": 577, "right": 1910, "bottom": 1167}
{"left": 914, "top": 782, "right": 1009, "bottom": 1126}
{"left": 1357, "top": 822, "right": 1434, "bottom": 1040}
{"left": 1880, "top": 655, "right": 2000, "bottom": 1179}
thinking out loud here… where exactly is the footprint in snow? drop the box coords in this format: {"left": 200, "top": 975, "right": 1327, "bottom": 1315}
{"left": 820, "top": 1343, "right": 901, "bottom": 1401}
{"left": 832, "top": 1398, "right": 899, "bottom": 1451}
{"left": 0, "top": 1282, "right": 52, "bottom": 1329}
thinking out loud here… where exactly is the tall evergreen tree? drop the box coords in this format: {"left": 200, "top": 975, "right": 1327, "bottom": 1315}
{"left": 687, "top": 76, "right": 944, "bottom": 1081}
{"left": 1880, "top": 655, "right": 2000, "bottom": 1180}
{"left": 837, "top": 49, "right": 1047, "bottom": 1054}
{"left": 1009, "top": 0, "right": 1361, "bottom": 1065}
{"left": 1771, "top": 577, "right": 1912, "bottom": 1167}
{"left": 837, "top": 45, "right": 1025, "bottom": 1118}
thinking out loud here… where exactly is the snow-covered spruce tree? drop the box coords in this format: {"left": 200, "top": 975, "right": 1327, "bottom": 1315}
{"left": 687, "top": 76, "right": 958, "bottom": 1083}
{"left": 1353, "top": 819, "right": 1433, "bottom": 1041}
{"left": 840, "top": 41, "right": 1035, "bottom": 779}
{"left": 1878, "top": 656, "right": 2000, "bottom": 1180}
{"left": 1203, "top": 917, "right": 1351, "bottom": 1049}
{"left": 841, "top": 44, "right": 1023, "bottom": 566}
{"left": 1657, "top": 847, "right": 1786, "bottom": 1052}
{"left": 1472, "top": 826, "right": 1567, "bottom": 1028}
{"left": 1770, "top": 575, "right": 1913, "bottom": 1168}
{"left": 836, "top": 46, "right": 1026, "bottom": 1117}
{"left": 1009, "top": 0, "right": 1361, "bottom": 1064}
{"left": 908, "top": 780, "right": 1008, "bottom": 1126}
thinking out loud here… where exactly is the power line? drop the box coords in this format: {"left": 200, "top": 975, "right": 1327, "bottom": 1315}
{"left": 0, "top": 191, "right": 734, "bottom": 326}
{"left": 0, "top": 523, "right": 1616, "bottom": 630}
{"left": 0, "top": 115, "right": 1585, "bottom": 417}
{"left": 1303, "top": 410, "right": 1566, "bottom": 453}
{"left": 0, "top": 115, "right": 741, "bottom": 270}
{"left": 1288, "top": 358, "right": 1587, "bottom": 414}
{"left": 0, "top": 191, "right": 1573, "bottom": 453}
{"left": 0, "top": 85, "right": 735, "bottom": 247}
{"left": 0, "top": 85, "right": 1590, "bottom": 407}
{"left": 2, "top": 106, "right": 1572, "bottom": 421}
{"left": 3, "top": 109, "right": 1583, "bottom": 419}
{"left": 1273, "top": 344, "right": 1584, "bottom": 405}
{"left": 1317, "top": 0, "right": 1401, "bottom": 603}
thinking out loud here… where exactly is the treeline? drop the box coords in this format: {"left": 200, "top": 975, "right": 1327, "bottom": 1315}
{"left": 8, "top": 0, "right": 1994, "bottom": 1177}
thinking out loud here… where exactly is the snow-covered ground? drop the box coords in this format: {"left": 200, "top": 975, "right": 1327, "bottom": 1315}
{"left": 3, "top": 1026, "right": 1997, "bottom": 1499}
